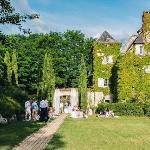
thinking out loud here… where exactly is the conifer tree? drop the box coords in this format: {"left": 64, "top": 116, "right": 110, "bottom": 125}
{"left": 41, "top": 52, "right": 55, "bottom": 105}
{"left": 12, "top": 50, "right": 18, "bottom": 85}
{"left": 79, "top": 55, "right": 87, "bottom": 110}
{"left": 4, "top": 51, "right": 12, "bottom": 83}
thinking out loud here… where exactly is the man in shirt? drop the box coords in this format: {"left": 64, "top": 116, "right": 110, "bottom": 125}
{"left": 40, "top": 98, "right": 49, "bottom": 122}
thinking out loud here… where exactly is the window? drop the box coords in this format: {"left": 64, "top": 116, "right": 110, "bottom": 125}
{"left": 102, "top": 56, "right": 107, "bottom": 64}
{"left": 98, "top": 78, "right": 104, "bottom": 87}
{"left": 108, "top": 56, "right": 113, "bottom": 64}
{"left": 145, "top": 65, "right": 150, "bottom": 73}
{"left": 104, "top": 79, "right": 108, "bottom": 87}
{"left": 98, "top": 78, "right": 108, "bottom": 87}
{"left": 135, "top": 44, "right": 144, "bottom": 55}
{"left": 139, "top": 46, "right": 143, "bottom": 55}
{"left": 102, "top": 55, "right": 113, "bottom": 64}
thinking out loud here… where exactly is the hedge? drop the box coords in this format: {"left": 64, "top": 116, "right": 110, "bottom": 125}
{"left": 0, "top": 85, "right": 28, "bottom": 119}
{"left": 96, "top": 102, "right": 150, "bottom": 116}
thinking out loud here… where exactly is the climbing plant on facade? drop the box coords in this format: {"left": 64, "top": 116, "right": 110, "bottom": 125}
{"left": 117, "top": 50, "right": 150, "bottom": 102}
{"left": 93, "top": 42, "right": 121, "bottom": 96}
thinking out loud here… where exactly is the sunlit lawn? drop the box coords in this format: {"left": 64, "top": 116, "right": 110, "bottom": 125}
{"left": 0, "top": 121, "right": 44, "bottom": 150}
{"left": 46, "top": 116, "right": 150, "bottom": 150}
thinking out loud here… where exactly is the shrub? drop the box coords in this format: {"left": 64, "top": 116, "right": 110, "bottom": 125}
{"left": 0, "top": 95, "right": 21, "bottom": 118}
{"left": 1, "top": 85, "right": 28, "bottom": 105}
{"left": 96, "top": 102, "right": 144, "bottom": 116}
{"left": 143, "top": 102, "right": 150, "bottom": 117}
{"left": 0, "top": 85, "right": 28, "bottom": 120}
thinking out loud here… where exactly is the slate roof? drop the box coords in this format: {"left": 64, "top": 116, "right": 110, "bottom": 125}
{"left": 97, "top": 31, "right": 117, "bottom": 43}
{"left": 134, "top": 34, "right": 144, "bottom": 44}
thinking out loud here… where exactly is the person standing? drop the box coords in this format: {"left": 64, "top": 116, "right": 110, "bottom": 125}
{"left": 60, "top": 102, "right": 64, "bottom": 113}
{"left": 40, "top": 98, "right": 49, "bottom": 122}
{"left": 25, "top": 100, "right": 31, "bottom": 121}
{"left": 31, "top": 100, "right": 38, "bottom": 121}
{"left": 44, "top": 98, "right": 49, "bottom": 121}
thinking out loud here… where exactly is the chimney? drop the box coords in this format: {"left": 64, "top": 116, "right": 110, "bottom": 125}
{"left": 142, "top": 11, "right": 150, "bottom": 43}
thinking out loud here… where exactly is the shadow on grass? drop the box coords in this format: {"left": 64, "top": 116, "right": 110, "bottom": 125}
{"left": 0, "top": 121, "right": 44, "bottom": 150}
{"left": 45, "top": 134, "right": 66, "bottom": 150}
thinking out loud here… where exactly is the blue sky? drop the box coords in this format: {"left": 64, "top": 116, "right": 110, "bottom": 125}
{"left": 2, "top": 0, "right": 150, "bottom": 40}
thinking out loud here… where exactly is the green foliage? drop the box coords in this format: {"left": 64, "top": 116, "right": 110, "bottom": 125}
{"left": 12, "top": 49, "right": 18, "bottom": 85}
{"left": 41, "top": 52, "right": 55, "bottom": 105}
{"left": 79, "top": 55, "right": 87, "bottom": 110}
{"left": 0, "top": 95, "right": 21, "bottom": 118}
{"left": 0, "top": 0, "right": 39, "bottom": 34}
{"left": 1, "top": 31, "right": 93, "bottom": 94}
{"left": 96, "top": 102, "right": 145, "bottom": 116}
{"left": 1, "top": 85, "right": 28, "bottom": 105}
{"left": 93, "top": 42, "right": 121, "bottom": 96}
{"left": 0, "top": 54, "right": 4, "bottom": 79}
{"left": 0, "top": 85, "right": 28, "bottom": 118}
{"left": 4, "top": 50, "right": 19, "bottom": 85}
{"left": 117, "top": 49, "right": 150, "bottom": 102}
{"left": 4, "top": 51, "right": 12, "bottom": 83}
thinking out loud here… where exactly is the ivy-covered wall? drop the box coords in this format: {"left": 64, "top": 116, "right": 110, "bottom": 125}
{"left": 117, "top": 50, "right": 150, "bottom": 102}
{"left": 117, "top": 12, "right": 150, "bottom": 102}
{"left": 93, "top": 42, "right": 121, "bottom": 97}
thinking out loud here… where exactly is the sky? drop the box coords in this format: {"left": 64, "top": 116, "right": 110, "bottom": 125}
{"left": 1, "top": 0, "right": 150, "bottom": 41}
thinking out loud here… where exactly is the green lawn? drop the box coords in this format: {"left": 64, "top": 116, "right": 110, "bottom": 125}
{"left": 0, "top": 121, "right": 44, "bottom": 150}
{"left": 46, "top": 116, "right": 150, "bottom": 150}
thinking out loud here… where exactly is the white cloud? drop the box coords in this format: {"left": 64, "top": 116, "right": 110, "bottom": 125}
{"left": 2, "top": 0, "right": 141, "bottom": 41}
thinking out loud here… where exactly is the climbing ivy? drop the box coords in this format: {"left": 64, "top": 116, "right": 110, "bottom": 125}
{"left": 93, "top": 42, "right": 121, "bottom": 96}
{"left": 117, "top": 49, "right": 150, "bottom": 102}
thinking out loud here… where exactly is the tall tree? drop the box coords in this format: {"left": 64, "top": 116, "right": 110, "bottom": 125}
{"left": 79, "top": 55, "right": 87, "bottom": 110}
{"left": 41, "top": 52, "right": 55, "bottom": 105}
{"left": 4, "top": 51, "right": 12, "bottom": 83}
{"left": 12, "top": 49, "right": 18, "bottom": 85}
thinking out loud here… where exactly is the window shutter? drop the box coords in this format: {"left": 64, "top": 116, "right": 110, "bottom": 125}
{"left": 98, "top": 78, "right": 104, "bottom": 87}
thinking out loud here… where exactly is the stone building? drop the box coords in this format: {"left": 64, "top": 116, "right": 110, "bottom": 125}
{"left": 93, "top": 31, "right": 121, "bottom": 104}
{"left": 53, "top": 12, "right": 150, "bottom": 112}
{"left": 92, "top": 11, "right": 150, "bottom": 104}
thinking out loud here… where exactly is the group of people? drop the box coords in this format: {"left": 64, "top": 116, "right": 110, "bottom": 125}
{"left": 98, "top": 108, "right": 115, "bottom": 118}
{"left": 71, "top": 106, "right": 93, "bottom": 119}
{"left": 25, "top": 98, "right": 49, "bottom": 122}
{"left": 60, "top": 102, "right": 93, "bottom": 119}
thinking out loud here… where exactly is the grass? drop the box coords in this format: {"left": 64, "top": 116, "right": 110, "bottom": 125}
{"left": 0, "top": 121, "right": 45, "bottom": 150}
{"left": 46, "top": 116, "right": 150, "bottom": 150}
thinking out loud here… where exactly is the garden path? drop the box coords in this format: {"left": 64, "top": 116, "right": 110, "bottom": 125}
{"left": 13, "top": 114, "right": 67, "bottom": 150}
